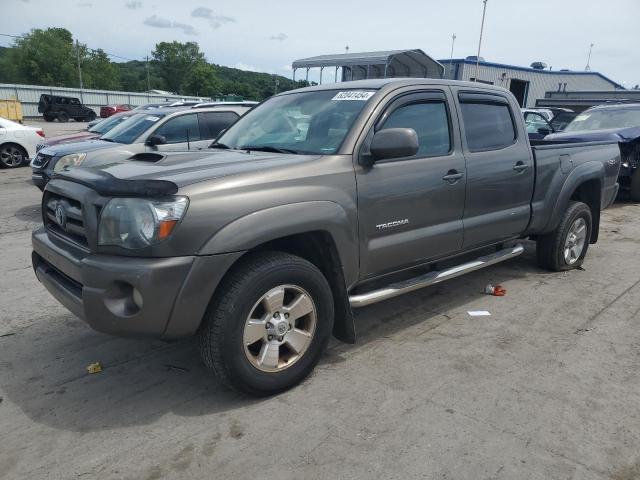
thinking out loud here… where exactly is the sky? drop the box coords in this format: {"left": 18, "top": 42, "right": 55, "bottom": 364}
{"left": 2, "top": 0, "right": 640, "bottom": 87}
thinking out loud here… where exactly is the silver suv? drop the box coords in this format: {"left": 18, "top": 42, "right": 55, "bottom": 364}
{"left": 31, "top": 103, "right": 254, "bottom": 189}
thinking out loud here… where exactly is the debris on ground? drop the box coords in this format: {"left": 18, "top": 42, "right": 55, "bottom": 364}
{"left": 468, "top": 311, "right": 491, "bottom": 317}
{"left": 484, "top": 284, "right": 506, "bottom": 296}
{"left": 86, "top": 362, "right": 103, "bottom": 374}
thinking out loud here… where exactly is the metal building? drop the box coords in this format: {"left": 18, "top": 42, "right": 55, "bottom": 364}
{"left": 439, "top": 58, "right": 623, "bottom": 108}
{"left": 292, "top": 49, "right": 444, "bottom": 84}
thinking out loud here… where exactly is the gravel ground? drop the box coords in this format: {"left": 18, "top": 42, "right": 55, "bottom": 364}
{"left": 1, "top": 159, "right": 640, "bottom": 480}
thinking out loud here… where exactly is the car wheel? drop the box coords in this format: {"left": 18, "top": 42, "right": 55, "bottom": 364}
{"left": 629, "top": 170, "right": 640, "bottom": 202}
{"left": 536, "top": 201, "right": 592, "bottom": 271}
{"left": 198, "top": 251, "right": 334, "bottom": 396}
{"left": 86, "top": 111, "right": 96, "bottom": 122}
{"left": 0, "top": 143, "right": 28, "bottom": 168}
{"left": 57, "top": 112, "right": 69, "bottom": 123}
{"left": 43, "top": 114, "right": 54, "bottom": 122}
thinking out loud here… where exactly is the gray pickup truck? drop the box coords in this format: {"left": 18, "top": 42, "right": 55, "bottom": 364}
{"left": 32, "top": 79, "right": 621, "bottom": 395}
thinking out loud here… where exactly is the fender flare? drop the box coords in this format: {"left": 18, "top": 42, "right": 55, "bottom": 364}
{"left": 545, "top": 161, "right": 604, "bottom": 236}
{"left": 199, "top": 201, "right": 359, "bottom": 288}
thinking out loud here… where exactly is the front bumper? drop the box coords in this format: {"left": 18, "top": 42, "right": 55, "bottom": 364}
{"left": 32, "top": 227, "right": 243, "bottom": 338}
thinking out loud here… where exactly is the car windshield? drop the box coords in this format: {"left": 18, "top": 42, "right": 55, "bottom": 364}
{"left": 564, "top": 107, "right": 640, "bottom": 132}
{"left": 88, "top": 114, "right": 133, "bottom": 134}
{"left": 217, "top": 89, "right": 376, "bottom": 155}
{"left": 100, "top": 113, "right": 164, "bottom": 144}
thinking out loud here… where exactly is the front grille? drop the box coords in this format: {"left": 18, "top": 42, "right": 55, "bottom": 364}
{"left": 33, "top": 252, "right": 83, "bottom": 299}
{"left": 32, "top": 151, "right": 52, "bottom": 167}
{"left": 44, "top": 192, "right": 88, "bottom": 247}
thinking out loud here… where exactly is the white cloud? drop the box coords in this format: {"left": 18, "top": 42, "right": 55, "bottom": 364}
{"left": 143, "top": 15, "right": 197, "bottom": 35}
{"left": 191, "top": 6, "right": 236, "bottom": 29}
{"left": 269, "top": 33, "right": 288, "bottom": 42}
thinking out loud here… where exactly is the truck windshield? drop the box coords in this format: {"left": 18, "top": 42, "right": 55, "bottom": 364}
{"left": 564, "top": 107, "right": 640, "bottom": 132}
{"left": 88, "top": 114, "right": 134, "bottom": 135}
{"left": 101, "top": 113, "right": 164, "bottom": 144}
{"left": 216, "top": 89, "right": 376, "bottom": 154}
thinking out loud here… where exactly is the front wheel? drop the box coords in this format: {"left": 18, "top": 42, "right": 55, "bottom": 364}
{"left": 0, "top": 144, "right": 27, "bottom": 168}
{"left": 198, "top": 251, "right": 334, "bottom": 396}
{"left": 536, "top": 201, "right": 592, "bottom": 271}
{"left": 86, "top": 111, "right": 96, "bottom": 122}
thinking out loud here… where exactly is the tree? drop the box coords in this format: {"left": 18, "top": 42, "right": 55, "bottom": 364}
{"left": 183, "top": 62, "right": 220, "bottom": 96}
{"left": 83, "top": 49, "right": 120, "bottom": 90}
{"left": 152, "top": 41, "right": 205, "bottom": 94}
{"left": 7, "top": 28, "right": 76, "bottom": 86}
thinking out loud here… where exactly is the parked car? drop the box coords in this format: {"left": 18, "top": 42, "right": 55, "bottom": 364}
{"left": 30, "top": 104, "right": 250, "bottom": 189}
{"left": 32, "top": 79, "right": 624, "bottom": 395}
{"left": 522, "top": 107, "right": 576, "bottom": 134}
{"left": 0, "top": 117, "right": 44, "bottom": 168}
{"left": 100, "top": 104, "right": 132, "bottom": 118}
{"left": 523, "top": 109, "right": 556, "bottom": 140}
{"left": 545, "top": 103, "right": 640, "bottom": 199}
{"left": 38, "top": 94, "right": 97, "bottom": 123}
{"left": 36, "top": 112, "right": 136, "bottom": 153}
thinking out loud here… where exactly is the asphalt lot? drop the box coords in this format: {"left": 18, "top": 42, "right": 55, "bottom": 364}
{"left": 1, "top": 120, "right": 640, "bottom": 480}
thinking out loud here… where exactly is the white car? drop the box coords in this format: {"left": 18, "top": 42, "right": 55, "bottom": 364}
{"left": 0, "top": 117, "right": 45, "bottom": 168}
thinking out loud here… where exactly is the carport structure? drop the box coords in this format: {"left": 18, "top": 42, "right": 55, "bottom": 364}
{"left": 291, "top": 49, "right": 444, "bottom": 84}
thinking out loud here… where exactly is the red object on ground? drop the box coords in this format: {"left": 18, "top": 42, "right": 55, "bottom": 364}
{"left": 100, "top": 104, "right": 132, "bottom": 118}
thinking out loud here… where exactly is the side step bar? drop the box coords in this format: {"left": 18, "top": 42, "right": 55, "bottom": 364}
{"left": 349, "top": 244, "right": 524, "bottom": 308}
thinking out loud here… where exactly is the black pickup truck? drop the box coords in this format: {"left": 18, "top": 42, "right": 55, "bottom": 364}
{"left": 32, "top": 79, "right": 622, "bottom": 395}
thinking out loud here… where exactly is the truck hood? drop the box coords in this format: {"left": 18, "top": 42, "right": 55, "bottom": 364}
{"left": 545, "top": 126, "right": 640, "bottom": 143}
{"left": 61, "top": 150, "right": 322, "bottom": 189}
{"left": 39, "top": 139, "right": 122, "bottom": 157}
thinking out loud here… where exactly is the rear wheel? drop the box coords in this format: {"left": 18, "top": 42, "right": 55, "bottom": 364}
{"left": 536, "top": 201, "right": 592, "bottom": 271}
{"left": 629, "top": 170, "right": 640, "bottom": 202}
{"left": 198, "top": 251, "right": 334, "bottom": 396}
{"left": 57, "top": 112, "right": 69, "bottom": 123}
{"left": 0, "top": 143, "right": 27, "bottom": 168}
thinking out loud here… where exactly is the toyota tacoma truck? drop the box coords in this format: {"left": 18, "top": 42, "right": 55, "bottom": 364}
{"left": 32, "top": 79, "right": 622, "bottom": 395}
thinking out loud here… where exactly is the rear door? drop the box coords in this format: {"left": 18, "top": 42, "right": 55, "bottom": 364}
{"left": 355, "top": 89, "right": 466, "bottom": 277}
{"left": 453, "top": 90, "right": 534, "bottom": 248}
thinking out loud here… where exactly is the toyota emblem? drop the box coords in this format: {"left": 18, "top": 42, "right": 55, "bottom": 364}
{"left": 55, "top": 203, "right": 67, "bottom": 229}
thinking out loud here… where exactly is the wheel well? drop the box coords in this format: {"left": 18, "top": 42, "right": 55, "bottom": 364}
{"left": 249, "top": 231, "right": 356, "bottom": 343}
{"left": 570, "top": 179, "right": 601, "bottom": 243}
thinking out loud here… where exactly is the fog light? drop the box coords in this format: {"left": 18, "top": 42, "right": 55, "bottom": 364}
{"left": 132, "top": 288, "right": 143, "bottom": 310}
{"left": 104, "top": 281, "right": 142, "bottom": 317}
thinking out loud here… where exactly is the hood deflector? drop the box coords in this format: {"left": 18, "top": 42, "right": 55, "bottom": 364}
{"left": 52, "top": 169, "right": 178, "bottom": 197}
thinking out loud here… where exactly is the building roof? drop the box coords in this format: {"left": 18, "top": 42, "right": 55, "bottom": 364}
{"left": 292, "top": 49, "right": 444, "bottom": 78}
{"left": 440, "top": 58, "right": 624, "bottom": 89}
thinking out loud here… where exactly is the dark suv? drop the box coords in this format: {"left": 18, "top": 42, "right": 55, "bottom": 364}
{"left": 38, "top": 94, "right": 97, "bottom": 123}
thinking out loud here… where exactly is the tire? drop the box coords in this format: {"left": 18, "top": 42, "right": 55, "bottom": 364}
{"left": 43, "top": 114, "right": 54, "bottom": 122}
{"left": 629, "top": 170, "right": 640, "bottom": 202}
{"left": 0, "top": 143, "right": 28, "bottom": 168}
{"left": 536, "top": 201, "right": 592, "bottom": 271}
{"left": 86, "top": 111, "right": 96, "bottom": 122}
{"left": 57, "top": 112, "right": 69, "bottom": 123}
{"left": 198, "top": 251, "right": 334, "bottom": 396}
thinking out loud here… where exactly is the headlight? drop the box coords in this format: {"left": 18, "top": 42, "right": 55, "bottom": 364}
{"left": 54, "top": 153, "right": 87, "bottom": 172}
{"left": 622, "top": 161, "right": 630, "bottom": 169}
{"left": 98, "top": 197, "right": 189, "bottom": 249}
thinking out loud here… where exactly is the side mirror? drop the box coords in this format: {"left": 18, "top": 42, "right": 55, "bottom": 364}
{"left": 146, "top": 134, "right": 167, "bottom": 146}
{"left": 369, "top": 128, "right": 419, "bottom": 162}
{"left": 537, "top": 127, "right": 551, "bottom": 136}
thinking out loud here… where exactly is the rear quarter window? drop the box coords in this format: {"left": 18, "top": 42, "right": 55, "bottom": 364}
{"left": 460, "top": 101, "right": 516, "bottom": 151}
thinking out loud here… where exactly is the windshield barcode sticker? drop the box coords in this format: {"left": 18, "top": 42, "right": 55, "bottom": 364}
{"left": 332, "top": 91, "right": 375, "bottom": 101}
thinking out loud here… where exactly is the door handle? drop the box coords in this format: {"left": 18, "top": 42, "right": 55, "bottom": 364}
{"left": 442, "top": 170, "right": 464, "bottom": 183}
{"left": 513, "top": 162, "right": 529, "bottom": 172}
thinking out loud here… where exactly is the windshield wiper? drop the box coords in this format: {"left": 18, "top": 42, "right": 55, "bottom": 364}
{"left": 209, "top": 142, "right": 230, "bottom": 149}
{"left": 241, "top": 145, "right": 299, "bottom": 154}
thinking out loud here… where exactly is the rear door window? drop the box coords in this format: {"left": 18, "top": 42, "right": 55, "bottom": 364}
{"left": 198, "top": 111, "right": 239, "bottom": 140}
{"left": 460, "top": 100, "right": 516, "bottom": 151}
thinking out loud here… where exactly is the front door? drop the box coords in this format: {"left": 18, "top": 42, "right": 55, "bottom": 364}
{"left": 147, "top": 113, "right": 210, "bottom": 152}
{"left": 454, "top": 90, "right": 534, "bottom": 249}
{"left": 355, "top": 90, "right": 467, "bottom": 278}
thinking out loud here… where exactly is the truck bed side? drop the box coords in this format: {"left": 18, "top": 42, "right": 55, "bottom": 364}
{"left": 527, "top": 140, "right": 621, "bottom": 238}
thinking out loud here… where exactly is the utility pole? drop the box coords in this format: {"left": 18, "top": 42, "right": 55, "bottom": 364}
{"left": 448, "top": 33, "right": 456, "bottom": 79}
{"left": 146, "top": 55, "right": 151, "bottom": 91}
{"left": 345, "top": 45, "right": 349, "bottom": 54}
{"left": 474, "top": 0, "right": 488, "bottom": 82}
{"left": 585, "top": 43, "right": 594, "bottom": 71}
{"left": 76, "top": 39, "right": 83, "bottom": 90}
